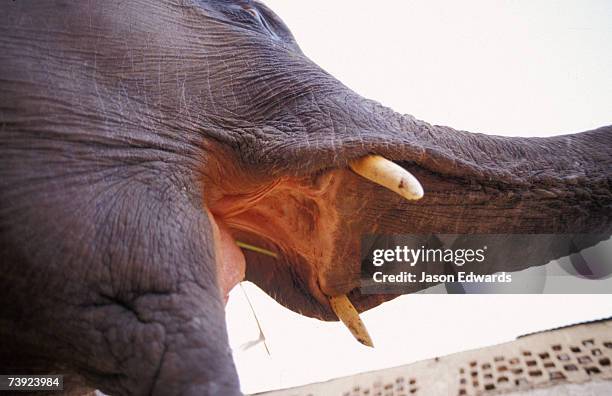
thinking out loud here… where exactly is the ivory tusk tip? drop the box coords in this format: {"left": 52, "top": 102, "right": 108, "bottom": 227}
{"left": 349, "top": 155, "right": 424, "bottom": 202}
{"left": 357, "top": 335, "right": 375, "bottom": 348}
{"left": 329, "top": 295, "right": 374, "bottom": 348}
{"left": 397, "top": 177, "right": 424, "bottom": 201}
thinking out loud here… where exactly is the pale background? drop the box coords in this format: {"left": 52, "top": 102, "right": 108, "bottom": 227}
{"left": 225, "top": 1, "right": 612, "bottom": 394}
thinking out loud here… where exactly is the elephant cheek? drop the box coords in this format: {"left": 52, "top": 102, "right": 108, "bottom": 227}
{"left": 207, "top": 209, "right": 246, "bottom": 304}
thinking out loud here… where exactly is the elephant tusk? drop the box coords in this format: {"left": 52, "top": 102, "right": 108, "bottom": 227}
{"left": 329, "top": 295, "right": 374, "bottom": 348}
{"left": 349, "top": 155, "right": 424, "bottom": 201}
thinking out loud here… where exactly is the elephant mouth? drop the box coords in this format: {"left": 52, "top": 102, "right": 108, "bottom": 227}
{"left": 206, "top": 168, "right": 349, "bottom": 320}
{"left": 203, "top": 145, "right": 424, "bottom": 323}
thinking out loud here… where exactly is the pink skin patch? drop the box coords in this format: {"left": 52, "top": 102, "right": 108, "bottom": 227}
{"left": 207, "top": 210, "right": 246, "bottom": 304}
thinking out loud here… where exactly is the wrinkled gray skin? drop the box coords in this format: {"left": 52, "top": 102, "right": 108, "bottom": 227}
{"left": 0, "top": 1, "right": 611, "bottom": 395}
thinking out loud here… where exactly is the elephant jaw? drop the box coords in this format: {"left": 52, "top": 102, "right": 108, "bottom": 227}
{"left": 203, "top": 147, "right": 424, "bottom": 321}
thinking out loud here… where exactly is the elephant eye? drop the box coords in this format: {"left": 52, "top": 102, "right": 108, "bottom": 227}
{"left": 241, "top": 5, "right": 259, "bottom": 19}
{"left": 237, "top": 4, "right": 279, "bottom": 38}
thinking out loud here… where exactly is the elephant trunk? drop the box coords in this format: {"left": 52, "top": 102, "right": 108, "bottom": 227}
{"left": 390, "top": 117, "right": 612, "bottom": 235}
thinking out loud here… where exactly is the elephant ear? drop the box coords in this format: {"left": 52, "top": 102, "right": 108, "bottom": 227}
{"left": 0, "top": 167, "right": 242, "bottom": 395}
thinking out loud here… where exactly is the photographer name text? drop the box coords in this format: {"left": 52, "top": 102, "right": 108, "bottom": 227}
{"left": 372, "top": 271, "right": 512, "bottom": 284}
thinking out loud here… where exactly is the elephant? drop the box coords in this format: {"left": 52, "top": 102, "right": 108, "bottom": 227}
{"left": 0, "top": 1, "right": 610, "bottom": 395}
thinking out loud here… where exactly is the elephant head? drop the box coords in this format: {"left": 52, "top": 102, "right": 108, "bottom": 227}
{"left": 1, "top": 1, "right": 610, "bottom": 395}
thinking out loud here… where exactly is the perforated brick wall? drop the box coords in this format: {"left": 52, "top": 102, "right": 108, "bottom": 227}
{"left": 253, "top": 319, "right": 612, "bottom": 396}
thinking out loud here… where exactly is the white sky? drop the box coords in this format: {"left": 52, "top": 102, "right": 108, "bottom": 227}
{"left": 226, "top": 1, "right": 612, "bottom": 394}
